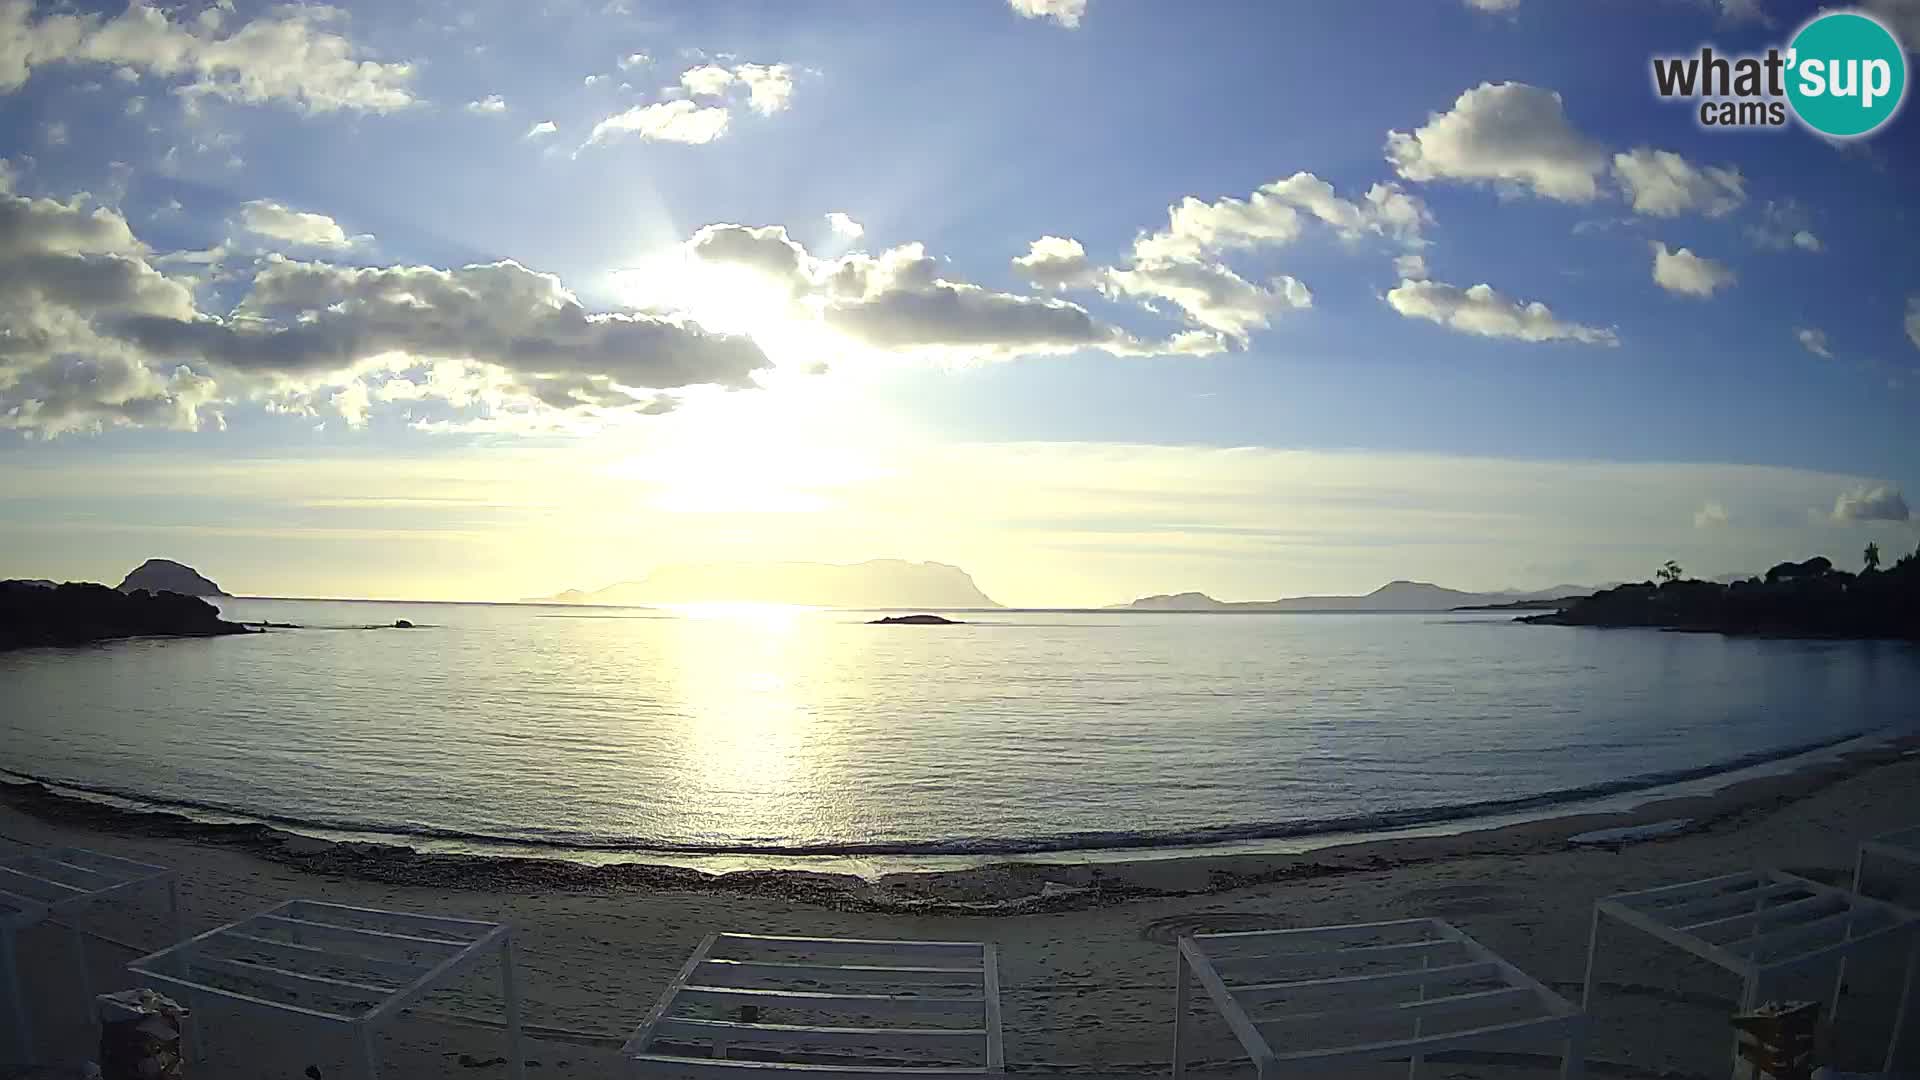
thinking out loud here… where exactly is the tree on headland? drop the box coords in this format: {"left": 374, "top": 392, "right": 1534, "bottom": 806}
{"left": 1863, "top": 542, "right": 1881, "bottom": 573}
{"left": 1530, "top": 548, "right": 1918, "bottom": 638}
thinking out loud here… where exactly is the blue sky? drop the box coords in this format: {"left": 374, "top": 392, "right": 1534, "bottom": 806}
{"left": 0, "top": 0, "right": 1916, "bottom": 604}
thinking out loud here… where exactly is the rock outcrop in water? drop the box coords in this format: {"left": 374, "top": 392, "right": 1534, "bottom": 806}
{"left": 0, "top": 580, "right": 250, "bottom": 650}
{"left": 117, "top": 558, "right": 229, "bottom": 597}
{"left": 868, "top": 614, "right": 962, "bottom": 625}
{"left": 1523, "top": 551, "right": 1920, "bottom": 639}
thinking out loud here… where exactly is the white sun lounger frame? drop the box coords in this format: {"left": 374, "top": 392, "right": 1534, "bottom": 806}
{"left": 0, "top": 845, "right": 180, "bottom": 1063}
{"left": 1833, "top": 827, "right": 1920, "bottom": 1026}
{"left": 622, "top": 932, "right": 1004, "bottom": 1079}
{"left": 1172, "top": 917, "right": 1585, "bottom": 1080}
{"left": 1855, "top": 825, "right": 1920, "bottom": 888}
{"left": 0, "top": 886, "right": 49, "bottom": 1063}
{"left": 128, "top": 898, "right": 523, "bottom": 1080}
{"left": 1582, "top": 868, "right": 1919, "bottom": 1075}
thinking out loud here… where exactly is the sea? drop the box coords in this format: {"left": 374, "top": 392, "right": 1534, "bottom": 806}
{"left": 3, "top": 597, "right": 1917, "bottom": 872}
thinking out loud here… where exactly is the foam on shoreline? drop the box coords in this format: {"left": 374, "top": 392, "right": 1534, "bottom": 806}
{"left": 0, "top": 727, "right": 1888, "bottom": 871}
{"left": 2, "top": 733, "right": 1912, "bottom": 913}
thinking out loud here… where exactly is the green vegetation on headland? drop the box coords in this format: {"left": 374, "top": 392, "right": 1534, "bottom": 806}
{"left": 1523, "top": 545, "right": 1920, "bottom": 639}
{"left": 0, "top": 580, "right": 249, "bottom": 650}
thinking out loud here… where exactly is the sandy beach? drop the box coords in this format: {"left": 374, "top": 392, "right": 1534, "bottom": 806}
{"left": 3, "top": 741, "right": 1917, "bottom": 1079}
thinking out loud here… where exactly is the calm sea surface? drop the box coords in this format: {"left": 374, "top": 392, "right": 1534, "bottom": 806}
{"left": 2, "top": 599, "right": 1917, "bottom": 858}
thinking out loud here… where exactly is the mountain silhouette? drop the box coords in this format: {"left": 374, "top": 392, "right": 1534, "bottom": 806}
{"left": 1112, "top": 580, "right": 1596, "bottom": 612}
{"left": 531, "top": 559, "right": 1000, "bottom": 609}
{"left": 117, "top": 558, "right": 229, "bottom": 597}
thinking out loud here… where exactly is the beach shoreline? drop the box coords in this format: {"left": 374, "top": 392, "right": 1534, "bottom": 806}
{"left": 4, "top": 734, "right": 1914, "bottom": 913}
{"left": 3, "top": 734, "right": 1918, "bottom": 1077}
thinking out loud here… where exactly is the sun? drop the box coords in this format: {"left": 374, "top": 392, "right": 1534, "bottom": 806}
{"left": 596, "top": 383, "right": 902, "bottom": 517}
{"left": 611, "top": 250, "right": 842, "bottom": 372}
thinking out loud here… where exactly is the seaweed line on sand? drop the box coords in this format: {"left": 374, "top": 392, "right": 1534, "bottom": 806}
{"left": 1, "top": 738, "right": 1913, "bottom": 916}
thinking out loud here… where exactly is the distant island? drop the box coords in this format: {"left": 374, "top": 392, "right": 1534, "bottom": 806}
{"left": 1111, "top": 580, "right": 1597, "bottom": 613}
{"left": 1524, "top": 551, "right": 1919, "bottom": 639}
{"left": 531, "top": 559, "right": 1000, "bottom": 609}
{"left": 1, "top": 580, "right": 248, "bottom": 650}
{"left": 118, "top": 558, "right": 230, "bottom": 597}
{"left": 869, "top": 614, "right": 962, "bottom": 625}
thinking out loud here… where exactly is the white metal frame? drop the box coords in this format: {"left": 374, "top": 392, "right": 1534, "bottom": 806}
{"left": 128, "top": 899, "right": 523, "bottom": 1080}
{"left": 1855, "top": 826, "right": 1920, "bottom": 892}
{"left": 623, "top": 932, "right": 1004, "bottom": 1079}
{"left": 0, "top": 888, "right": 50, "bottom": 1062}
{"left": 1833, "top": 827, "right": 1920, "bottom": 1030}
{"left": 1582, "top": 868, "right": 1919, "bottom": 1075}
{"left": 0, "top": 845, "right": 180, "bottom": 1063}
{"left": 1172, "top": 918, "right": 1585, "bottom": 1080}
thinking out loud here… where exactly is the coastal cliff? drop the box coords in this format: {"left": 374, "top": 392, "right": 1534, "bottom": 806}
{"left": 1, "top": 580, "right": 249, "bottom": 650}
{"left": 1523, "top": 553, "right": 1920, "bottom": 639}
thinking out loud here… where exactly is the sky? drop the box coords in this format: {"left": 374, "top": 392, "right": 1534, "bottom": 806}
{"left": 1, "top": 0, "right": 1917, "bottom": 606}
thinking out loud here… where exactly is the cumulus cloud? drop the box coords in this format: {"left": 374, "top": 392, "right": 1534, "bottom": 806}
{"left": 1105, "top": 259, "right": 1310, "bottom": 341}
{"left": 826, "top": 212, "right": 864, "bottom": 239}
{"left": 1133, "top": 172, "right": 1430, "bottom": 263}
{"left": 1694, "top": 501, "right": 1728, "bottom": 528}
{"left": 733, "top": 64, "right": 795, "bottom": 116}
{"left": 1746, "top": 201, "right": 1823, "bottom": 253}
{"left": 465, "top": 94, "right": 507, "bottom": 114}
{"left": 652, "top": 223, "right": 1212, "bottom": 363}
{"left": 1795, "top": 327, "right": 1832, "bottom": 359}
{"left": 1833, "top": 485, "right": 1911, "bottom": 522}
{"left": 0, "top": 1, "right": 416, "bottom": 114}
{"left": 1008, "top": 173, "right": 1420, "bottom": 344}
{"left": 0, "top": 187, "right": 783, "bottom": 436}
{"left": 1394, "top": 253, "right": 1429, "bottom": 280}
{"left": 1651, "top": 242, "right": 1735, "bottom": 298}
{"left": 1386, "top": 278, "right": 1617, "bottom": 345}
{"left": 237, "top": 200, "right": 358, "bottom": 250}
{"left": 1386, "top": 82, "right": 1608, "bottom": 203}
{"left": 618, "top": 52, "right": 650, "bottom": 70}
{"left": 586, "top": 100, "right": 729, "bottom": 145}
{"left": 676, "top": 62, "right": 795, "bottom": 115}
{"left": 134, "top": 259, "right": 770, "bottom": 398}
{"left": 525, "top": 120, "right": 557, "bottom": 138}
{"left": 1008, "top": 0, "right": 1087, "bottom": 27}
{"left": 1013, "top": 235, "right": 1096, "bottom": 290}
{"left": 0, "top": 192, "right": 218, "bottom": 435}
{"left": 1611, "top": 148, "right": 1745, "bottom": 217}
{"left": 679, "top": 64, "right": 735, "bottom": 97}
{"left": 1745, "top": 200, "right": 1820, "bottom": 252}
{"left": 1908, "top": 295, "right": 1920, "bottom": 351}
{"left": 1465, "top": 0, "right": 1521, "bottom": 10}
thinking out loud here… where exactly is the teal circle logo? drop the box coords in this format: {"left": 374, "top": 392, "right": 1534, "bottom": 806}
{"left": 1786, "top": 12, "right": 1907, "bottom": 138}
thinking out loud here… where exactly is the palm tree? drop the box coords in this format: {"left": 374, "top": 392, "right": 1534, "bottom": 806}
{"left": 1656, "top": 560, "right": 1683, "bottom": 584}
{"left": 1864, "top": 542, "right": 1881, "bottom": 573}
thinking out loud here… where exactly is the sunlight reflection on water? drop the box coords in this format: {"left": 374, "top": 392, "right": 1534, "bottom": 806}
{"left": 2, "top": 600, "right": 1916, "bottom": 858}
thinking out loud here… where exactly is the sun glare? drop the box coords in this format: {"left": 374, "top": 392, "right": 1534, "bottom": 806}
{"left": 666, "top": 601, "right": 820, "bottom": 622}
{"left": 595, "top": 380, "right": 907, "bottom": 517}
